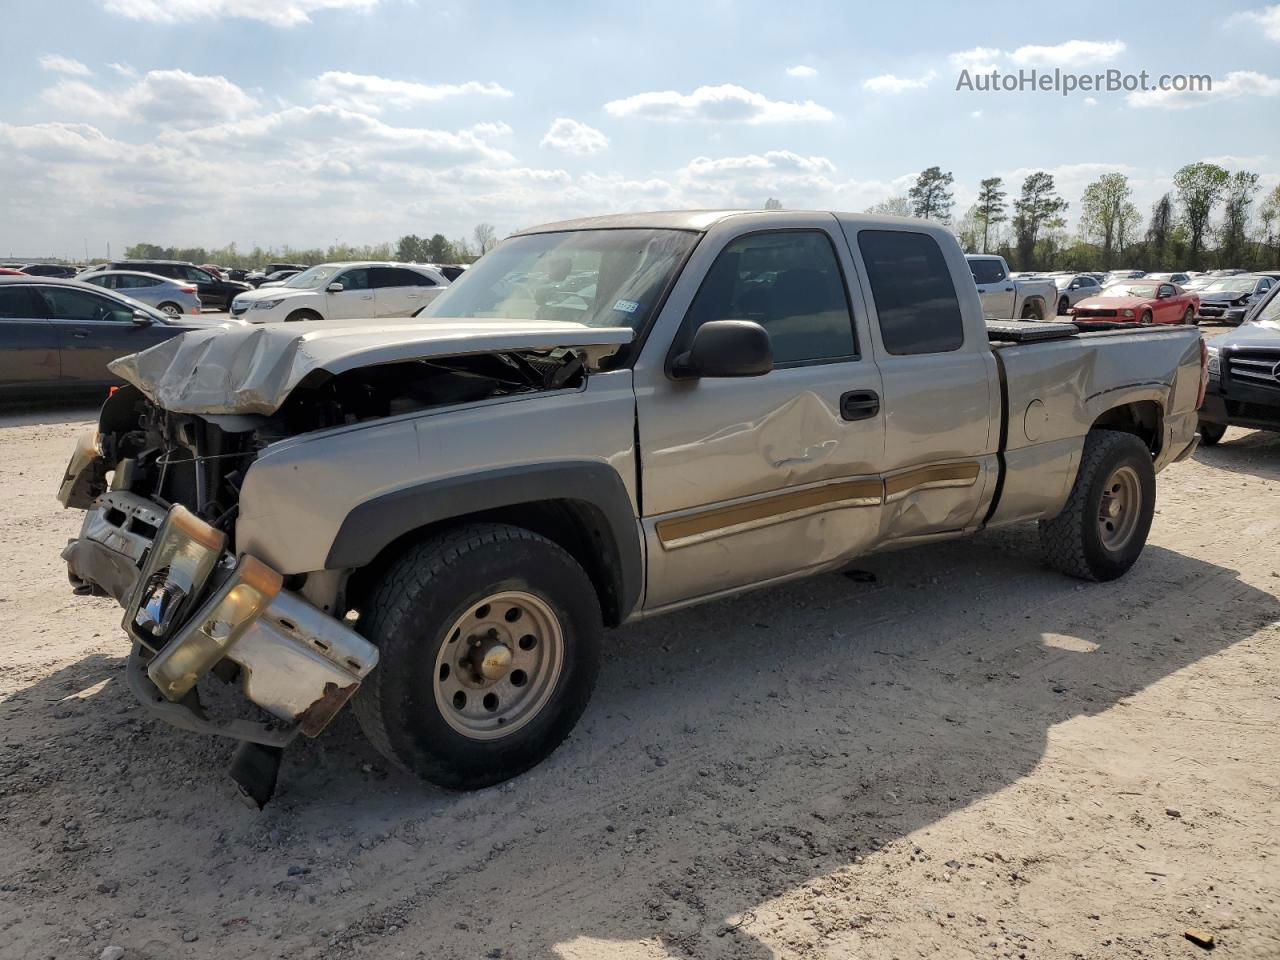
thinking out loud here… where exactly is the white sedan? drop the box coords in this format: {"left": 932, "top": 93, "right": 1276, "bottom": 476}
{"left": 229, "top": 262, "right": 449, "bottom": 323}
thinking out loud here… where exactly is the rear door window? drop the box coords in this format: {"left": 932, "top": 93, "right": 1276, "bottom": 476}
{"left": 858, "top": 230, "right": 965, "bottom": 356}
{"left": 0, "top": 286, "right": 45, "bottom": 318}
{"left": 374, "top": 267, "right": 436, "bottom": 288}
{"left": 968, "top": 258, "right": 1006, "bottom": 284}
{"left": 37, "top": 287, "right": 134, "bottom": 323}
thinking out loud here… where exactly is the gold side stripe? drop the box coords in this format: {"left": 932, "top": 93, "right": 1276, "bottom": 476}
{"left": 883, "top": 462, "right": 981, "bottom": 501}
{"left": 654, "top": 461, "right": 982, "bottom": 550}
{"left": 656, "top": 478, "right": 882, "bottom": 549}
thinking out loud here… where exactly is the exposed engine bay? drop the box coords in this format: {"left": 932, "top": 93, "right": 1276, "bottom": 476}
{"left": 79, "top": 349, "right": 590, "bottom": 546}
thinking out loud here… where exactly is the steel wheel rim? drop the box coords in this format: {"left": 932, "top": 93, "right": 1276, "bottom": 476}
{"left": 1098, "top": 464, "right": 1142, "bottom": 551}
{"left": 432, "top": 590, "right": 564, "bottom": 740}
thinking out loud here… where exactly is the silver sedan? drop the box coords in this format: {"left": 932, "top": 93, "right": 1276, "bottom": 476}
{"left": 76, "top": 270, "right": 203, "bottom": 318}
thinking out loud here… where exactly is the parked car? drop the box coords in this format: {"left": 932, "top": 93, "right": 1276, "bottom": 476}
{"left": 1050, "top": 273, "right": 1105, "bottom": 315}
{"left": 77, "top": 270, "right": 203, "bottom": 318}
{"left": 1199, "top": 283, "right": 1280, "bottom": 445}
{"left": 16, "top": 263, "right": 79, "bottom": 278}
{"left": 229, "top": 262, "right": 449, "bottom": 323}
{"left": 224, "top": 268, "right": 250, "bottom": 283}
{"left": 1195, "top": 274, "right": 1275, "bottom": 324}
{"left": 966, "top": 254, "right": 1056, "bottom": 320}
{"left": 58, "top": 209, "right": 1204, "bottom": 804}
{"left": 1070, "top": 279, "right": 1199, "bottom": 325}
{"left": 199, "top": 264, "right": 227, "bottom": 280}
{"left": 0, "top": 267, "right": 26, "bottom": 276}
{"left": 103, "top": 260, "right": 250, "bottom": 310}
{"left": 1144, "top": 272, "right": 1191, "bottom": 285}
{"left": 248, "top": 269, "right": 302, "bottom": 289}
{"left": 0, "top": 277, "right": 219, "bottom": 396}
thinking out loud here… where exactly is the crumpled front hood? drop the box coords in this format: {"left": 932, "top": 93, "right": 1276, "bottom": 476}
{"left": 108, "top": 316, "right": 634, "bottom": 416}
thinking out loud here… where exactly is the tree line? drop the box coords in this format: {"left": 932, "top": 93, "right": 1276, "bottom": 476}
{"left": 124, "top": 223, "right": 499, "bottom": 270}
{"left": 861, "top": 163, "right": 1280, "bottom": 272}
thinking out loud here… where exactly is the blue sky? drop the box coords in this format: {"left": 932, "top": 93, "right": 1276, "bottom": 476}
{"left": 2, "top": 0, "right": 1279, "bottom": 259}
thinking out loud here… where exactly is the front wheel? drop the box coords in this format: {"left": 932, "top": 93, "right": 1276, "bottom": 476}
{"left": 353, "top": 523, "right": 603, "bottom": 790}
{"left": 1198, "top": 420, "right": 1227, "bottom": 446}
{"left": 1039, "top": 429, "right": 1156, "bottom": 582}
{"left": 284, "top": 308, "right": 322, "bottom": 323}
{"left": 1139, "top": 310, "right": 1153, "bottom": 325}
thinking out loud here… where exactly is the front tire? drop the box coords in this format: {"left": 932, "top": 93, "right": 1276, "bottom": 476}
{"left": 1058, "top": 296, "right": 1070, "bottom": 317}
{"left": 1198, "top": 420, "right": 1227, "bottom": 446}
{"left": 353, "top": 523, "right": 603, "bottom": 790}
{"left": 1039, "top": 429, "right": 1156, "bottom": 582}
{"left": 284, "top": 308, "right": 322, "bottom": 323}
{"left": 1139, "top": 310, "right": 1153, "bottom": 325}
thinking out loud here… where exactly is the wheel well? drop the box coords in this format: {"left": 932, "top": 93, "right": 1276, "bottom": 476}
{"left": 344, "top": 499, "right": 629, "bottom": 627}
{"left": 1092, "top": 400, "right": 1162, "bottom": 454}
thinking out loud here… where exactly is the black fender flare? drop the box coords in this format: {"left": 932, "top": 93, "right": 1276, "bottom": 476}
{"left": 324, "top": 461, "right": 643, "bottom": 621}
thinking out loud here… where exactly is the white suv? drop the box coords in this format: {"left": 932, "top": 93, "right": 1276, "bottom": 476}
{"left": 229, "top": 262, "right": 449, "bottom": 323}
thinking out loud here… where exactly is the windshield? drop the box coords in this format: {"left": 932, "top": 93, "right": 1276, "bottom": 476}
{"left": 420, "top": 229, "right": 699, "bottom": 331}
{"left": 1203, "top": 278, "right": 1247, "bottom": 293}
{"left": 1053, "top": 276, "right": 1075, "bottom": 289}
{"left": 1101, "top": 283, "right": 1158, "bottom": 298}
{"left": 284, "top": 264, "right": 344, "bottom": 289}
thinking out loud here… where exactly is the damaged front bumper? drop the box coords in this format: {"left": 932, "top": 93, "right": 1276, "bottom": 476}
{"left": 64, "top": 490, "right": 379, "bottom": 752}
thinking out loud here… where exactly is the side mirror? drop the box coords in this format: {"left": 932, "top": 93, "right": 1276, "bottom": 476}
{"left": 672, "top": 320, "right": 773, "bottom": 379}
{"left": 326, "top": 282, "right": 344, "bottom": 293}
{"left": 131, "top": 310, "right": 153, "bottom": 325}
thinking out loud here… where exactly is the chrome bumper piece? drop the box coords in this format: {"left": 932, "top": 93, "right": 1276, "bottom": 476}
{"left": 65, "top": 493, "right": 379, "bottom": 744}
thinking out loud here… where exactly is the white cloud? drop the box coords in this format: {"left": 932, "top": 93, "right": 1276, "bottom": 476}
{"left": 311, "top": 72, "right": 512, "bottom": 113}
{"left": 682, "top": 151, "right": 836, "bottom": 179}
{"left": 100, "top": 0, "right": 380, "bottom": 26}
{"left": 604, "top": 84, "right": 833, "bottom": 123}
{"left": 539, "top": 118, "right": 609, "bottom": 155}
{"left": 949, "top": 47, "right": 1001, "bottom": 72}
{"left": 1229, "top": 4, "right": 1280, "bottom": 42}
{"left": 42, "top": 70, "right": 258, "bottom": 126}
{"left": 863, "top": 71, "right": 935, "bottom": 94}
{"left": 786, "top": 65, "right": 817, "bottom": 78}
{"left": 1127, "top": 70, "right": 1280, "bottom": 109}
{"left": 38, "top": 55, "right": 91, "bottom": 76}
{"left": 970, "top": 109, "right": 983, "bottom": 119}
{"left": 108, "top": 62, "right": 136, "bottom": 78}
{"left": 1083, "top": 96, "right": 1099, "bottom": 107}
{"left": 1007, "top": 39, "right": 1126, "bottom": 67}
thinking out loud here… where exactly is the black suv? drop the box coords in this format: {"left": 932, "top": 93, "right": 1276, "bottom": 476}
{"left": 1200, "top": 284, "right": 1280, "bottom": 444}
{"left": 106, "top": 260, "right": 250, "bottom": 310}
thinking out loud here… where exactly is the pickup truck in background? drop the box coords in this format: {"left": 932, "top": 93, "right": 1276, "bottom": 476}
{"left": 966, "top": 254, "right": 1058, "bottom": 321}
{"left": 57, "top": 210, "right": 1206, "bottom": 805}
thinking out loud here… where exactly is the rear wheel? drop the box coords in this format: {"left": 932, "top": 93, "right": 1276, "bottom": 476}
{"left": 1182, "top": 306, "right": 1196, "bottom": 325}
{"left": 157, "top": 302, "right": 182, "bottom": 318}
{"left": 1039, "top": 429, "right": 1156, "bottom": 582}
{"left": 1021, "top": 299, "right": 1045, "bottom": 322}
{"left": 353, "top": 523, "right": 603, "bottom": 790}
{"left": 284, "top": 308, "right": 322, "bottom": 323}
{"left": 1198, "top": 420, "right": 1227, "bottom": 446}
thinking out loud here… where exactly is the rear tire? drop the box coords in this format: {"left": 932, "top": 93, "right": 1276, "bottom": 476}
{"left": 352, "top": 523, "right": 603, "bottom": 790}
{"left": 284, "top": 308, "right": 322, "bottom": 323}
{"left": 1021, "top": 299, "right": 1045, "bottom": 322}
{"left": 1198, "top": 420, "right": 1226, "bottom": 446}
{"left": 1039, "top": 429, "right": 1156, "bottom": 582}
{"left": 1182, "top": 307, "right": 1195, "bottom": 325}
{"left": 157, "top": 302, "right": 182, "bottom": 318}
{"left": 1058, "top": 296, "right": 1070, "bottom": 316}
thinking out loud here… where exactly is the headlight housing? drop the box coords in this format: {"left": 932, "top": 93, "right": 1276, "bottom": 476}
{"left": 1122, "top": 309, "right": 1135, "bottom": 317}
{"left": 1206, "top": 346, "right": 1220, "bottom": 376}
{"left": 123, "top": 506, "right": 226, "bottom": 651}
{"left": 147, "top": 555, "right": 283, "bottom": 701}
{"left": 251, "top": 298, "right": 285, "bottom": 310}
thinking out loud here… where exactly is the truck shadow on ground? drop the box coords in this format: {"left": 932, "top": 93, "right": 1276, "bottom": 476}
{"left": 4, "top": 524, "right": 1277, "bottom": 959}
{"left": 1192, "top": 426, "right": 1280, "bottom": 479}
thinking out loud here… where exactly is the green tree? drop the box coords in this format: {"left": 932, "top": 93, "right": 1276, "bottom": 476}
{"left": 973, "top": 177, "right": 1007, "bottom": 254}
{"left": 763, "top": 197, "right": 783, "bottom": 210}
{"left": 908, "top": 166, "right": 955, "bottom": 222}
{"left": 1079, "top": 173, "right": 1136, "bottom": 269}
{"left": 1172, "top": 161, "right": 1229, "bottom": 269}
{"left": 395, "top": 234, "right": 429, "bottom": 262}
{"left": 1219, "top": 170, "right": 1260, "bottom": 267}
{"left": 1258, "top": 185, "right": 1280, "bottom": 269}
{"left": 472, "top": 223, "right": 498, "bottom": 256}
{"left": 1012, "top": 172, "right": 1067, "bottom": 270}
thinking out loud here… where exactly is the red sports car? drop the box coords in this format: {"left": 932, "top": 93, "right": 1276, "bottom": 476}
{"left": 1069, "top": 279, "right": 1200, "bottom": 325}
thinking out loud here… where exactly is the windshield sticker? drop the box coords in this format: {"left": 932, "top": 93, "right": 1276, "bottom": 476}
{"left": 612, "top": 299, "right": 641, "bottom": 314}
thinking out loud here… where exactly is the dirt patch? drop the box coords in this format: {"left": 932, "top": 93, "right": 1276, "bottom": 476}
{"left": 1, "top": 407, "right": 1278, "bottom": 959}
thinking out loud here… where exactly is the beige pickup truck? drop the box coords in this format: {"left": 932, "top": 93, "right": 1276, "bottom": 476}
{"left": 58, "top": 210, "right": 1206, "bottom": 805}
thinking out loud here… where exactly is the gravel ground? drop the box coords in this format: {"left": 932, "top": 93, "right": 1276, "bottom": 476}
{"left": 1, "top": 400, "right": 1277, "bottom": 960}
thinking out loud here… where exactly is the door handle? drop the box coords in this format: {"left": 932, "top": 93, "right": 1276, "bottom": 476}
{"left": 840, "top": 390, "right": 880, "bottom": 421}
{"left": 1004, "top": 287, "right": 1014, "bottom": 292}
{"left": 71, "top": 328, "right": 89, "bottom": 339}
